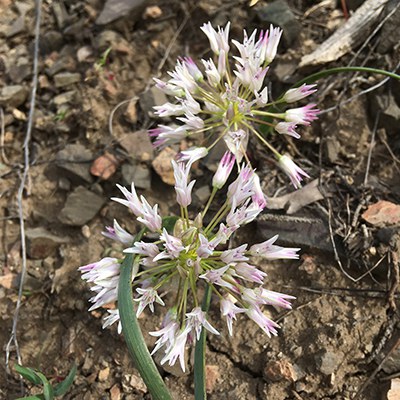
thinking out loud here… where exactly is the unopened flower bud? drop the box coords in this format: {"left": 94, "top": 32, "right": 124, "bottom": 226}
{"left": 212, "top": 151, "right": 235, "bottom": 189}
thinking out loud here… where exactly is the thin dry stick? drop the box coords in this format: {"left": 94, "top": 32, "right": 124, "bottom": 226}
{"left": 353, "top": 337, "right": 400, "bottom": 399}
{"left": 148, "top": 9, "right": 190, "bottom": 91}
{"left": 378, "top": 131, "right": 400, "bottom": 174}
{"left": 327, "top": 199, "right": 358, "bottom": 282}
{"left": 348, "top": 2, "right": 400, "bottom": 67}
{"left": 283, "top": 284, "right": 399, "bottom": 298}
{"left": 108, "top": 96, "right": 138, "bottom": 136}
{"left": 388, "top": 249, "right": 399, "bottom": 311}
{"left": 332, "top": 2, "right": 400, "bottom": 106}
{"left": 364, "top": 112, "right": 381, "bottom": 185}
{"left": 5, "top": 0, "right": 42, "bottom": 372}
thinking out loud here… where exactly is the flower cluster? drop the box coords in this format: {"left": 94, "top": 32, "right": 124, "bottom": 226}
{"left": 80, "top": 156, "right": 299, "bottom": 371}
{"left": 150, "top": 22, "right": 318, "bottom": 188}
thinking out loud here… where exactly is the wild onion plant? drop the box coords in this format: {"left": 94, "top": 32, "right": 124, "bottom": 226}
{"left": 79, "top": 22, "right": 320, "bottom": 399}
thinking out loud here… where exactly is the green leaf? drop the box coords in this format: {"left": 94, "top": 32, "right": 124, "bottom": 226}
{"left": 118, "top": 230, "right": 173, "bottom": 400}
{"left": 292, "top": 66, "right": 400, "bottom": 88}
{"left": 162, "top": 216, "right": 179, "bottom": 233}
{"left": 15, "top": 396, "right": 44, "bottom": 400}
{"left": 35, "top": 372, "right": 54, "bottom": 400}
{"left": 194, "top": 285, "right": 212, "bottom": 400}
{"left": 53, "top": 363, "right": 77, "bottom": 396}
{"left": 15, "top": 365, "right": 42, "bottom": 385}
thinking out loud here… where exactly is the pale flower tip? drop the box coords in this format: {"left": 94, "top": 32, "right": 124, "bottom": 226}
{"left": 278, "top": 155, "right": 310, "bottom": 188}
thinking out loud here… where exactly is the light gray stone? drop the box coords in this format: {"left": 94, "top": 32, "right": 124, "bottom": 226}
{"left": 255, "top": 0, "right": 302, "bottom": 46}
{"left": 6, "top": 15, "right": 25, "bottom": 37}
{"left": 139, "top": 86, "right": 168, "bottom": 118}
{"left": 315, "top": 350, "right": 343, "bottom": 375}
{"left": 53, "top": 90, "right": 76, "bottom": 105}
{"left": 9, "top": 58, "right": 31, "bottom": 83}
{"left": 56, "top": 144, "right": 93, "bottom": 183}
{"left": 121, "top": 163, "right": 151, "bottom": 189}
{"left": 195, "top": 185, "right": 211, "bottom": 204}
{"left": 54, "top": 72, "right": 81, "bottom": 88}
{"left": 0, "top": 85, "right": 28, "bottom": 107}
{"left": 59, "top": 186, "right": 105, "bottom": 226}
{"left": 96, "top": 0, "right": 148, "bottom": 25}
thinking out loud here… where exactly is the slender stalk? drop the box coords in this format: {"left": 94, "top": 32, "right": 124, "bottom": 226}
{"left": 202, "top": 187, "right": 218, "bottom": 218}
{"left": 194, "top": 285, "right": 212, "bottom": 400}
{"left": 204, "top": 202, "right": 229, "bottom": 233}
{"left": 241, "top": 121, "right": 281, "bottom": 158}
{"left": 245, "top": 116, "right": 275, "bottom": 127}
{"left": 292, "top": 66, "right": 400, "bottom": 88}
{"left": 205, "top": 205, "right": 230, "bottom": 234}
{"left": 118, "top": 235, "right": 173, "bottom": 400}
{"left": 251, "top": 110, "right": 283, "bottom": 118}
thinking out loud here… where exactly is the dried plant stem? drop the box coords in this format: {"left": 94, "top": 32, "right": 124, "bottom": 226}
{"left": 5, "top": 0, "right": 42, "bottom": 373}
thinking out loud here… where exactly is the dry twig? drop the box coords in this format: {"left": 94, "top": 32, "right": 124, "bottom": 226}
{"left": 353, "top": 337, "right": 400, "bottom": 399}
{"left": 327, "top": 198, "right": 358, "bottom": 282}
{"left": 5, "top": 0, "right": 42, "bottom": 374}
{"left": 388, "top": 249, "right": 400, "bottom": 311}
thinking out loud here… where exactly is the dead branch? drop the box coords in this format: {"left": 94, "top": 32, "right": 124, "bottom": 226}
{"left": 5, "top": 0, "right": 43, "bottom": 374}
{"left": 300, "top": 0, "right": 389, "bottom": 67}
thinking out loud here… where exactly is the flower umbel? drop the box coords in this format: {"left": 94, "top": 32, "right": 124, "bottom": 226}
{"left": 79, "top": 157, "right": 298, "bottom": 371}
{"left": 150, "top": 22, "right": 319, "bottom": 187}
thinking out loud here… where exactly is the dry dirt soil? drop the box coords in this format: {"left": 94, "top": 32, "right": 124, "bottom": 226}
{"left": 1, "top": 0, "right": 400, "bottom": 399}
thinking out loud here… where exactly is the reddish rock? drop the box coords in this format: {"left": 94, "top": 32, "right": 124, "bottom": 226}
{"left": 0, "top": 273, "right": 18, "bottom": 289}
{"left": 205, "top": 365, "right": 220, "bottom": 393}
{"left": 388, "top": 378, "right": 400, "bottom": 400}
{"left": 263, "top": 360, "right": 297, "bottom": 382}
{"left": 90, "top": 152, "right": 119, "bottom": 180}
{"left": 362, "top": 200, "right": 400, "bottom": 227}
{"left": 152, "top": 147, "right": 177, "bottom": 185}
{"left": 110, "top": 384, "right": 121, "bottom": 400}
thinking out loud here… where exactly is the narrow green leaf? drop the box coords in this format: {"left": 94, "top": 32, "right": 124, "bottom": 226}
{"left": 53, "top": 363, "right": 77, "bottom": 396}
{"left": 35, "top": 372, "right": 54, "bottom": 400}
{"left": 118, "top": 230, "right": 173, "bottom": 400}
{"left": 194, "top": 285, "right": 212, "bottom": 400}
{"left": 15, "top": 396, "right": 44, "bottom": 400}
{"left": 15, "top": 365, "right": 42, "bottom": 385}
{"left": 292, "top": 66, "right": 400, "bottom": 88}
{"left": 162, "top": 216, "right": 179, "bottom": 233}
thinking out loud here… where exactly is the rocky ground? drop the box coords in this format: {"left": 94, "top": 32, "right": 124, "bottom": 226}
{"left": 1, "top": 0, "right": 400, "bottom": 399}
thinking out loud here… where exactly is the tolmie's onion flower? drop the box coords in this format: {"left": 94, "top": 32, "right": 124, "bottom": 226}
{"left": 79, "top": 156, "right": 299, "bottom": 371}
{"left": 149, "top": 22, "right": 318, "bottom": 187}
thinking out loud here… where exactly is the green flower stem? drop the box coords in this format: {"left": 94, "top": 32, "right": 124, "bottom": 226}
{"left": 242, "top": 121, "right": 281, "bottom": 158}
{"left": 204, "top": 202, "right": 229, "bottom": 234}
{"left": 202, "top": 187, "right": 218, "bottom": 218}
{"left": 194, "top": 284, "right": 212, "bottom": 400}
{"left": 118, "top": 241, "right": 173, "bottom": 400}
{"left": 292, "top": 66, "right": 400, "bottom": 88}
